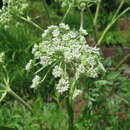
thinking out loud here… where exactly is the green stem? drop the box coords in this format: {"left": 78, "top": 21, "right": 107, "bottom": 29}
{"left": 86, "top": 6, "right": 97, "bottom": 44}
{"left": 106, "top": 88, "right": 129, "bottom": 104}
{"left": 113, "top": 53, "right": 130, "bottom": 71}
{"left": 8, "top": 88, "right": 33, "bottom": 112}
{"left": 19, "top": 16, "right": 43, "bottom": 32}
{"left": 93, "top": 0, "right": 101, "bottom": 43}
{"left": 96, "top": 20, "right": 114, "bottom": 46}
{"left": 80, "top": 8, "right": 85, "bottom": 30}
{"left": 112, "top": 0, "right": 124, "bottom": 21}
{"left": 42, "top": 0, "right": 51, "bottom": 24}
{"left": 66, "top": 97, "right": 74, "bottom": 130}
{"left": 93, "top": 0, "right": 101, "bottom": 24}
{"left": 96, "top": 2, "right": 130, "bottom": 46}
{"left": 114, "top": 7, "right": 130, "bottom": 22}
{"left": 113, "top": 93, "right": 129, "bottom": 104}
{"left": 0, "top": 90, "right": 7, "bottom": 102}
{"left": 62, "top": 3, "right": 73, "bottom": 23}
{"left": 66, "top": 72, "right": 79, "bottom": 129}
{"left": 69, "top": 74, "right": 78, "bottom": 103}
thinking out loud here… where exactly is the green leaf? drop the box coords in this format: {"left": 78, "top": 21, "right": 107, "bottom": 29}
{"left": 106, "top": 71, "right": 120, "bottom": 81}
{"left": 0, "top": 90, "right": 7, "bottom": 102}
{"left": 95, "top": 80, "right": 113, "bottom": 86}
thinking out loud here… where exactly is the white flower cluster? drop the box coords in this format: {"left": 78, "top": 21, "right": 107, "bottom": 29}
{"left": 0, "top": 52, "right": 5, "bottom": 63}
{"left": 30, "top": 75, "right": 41, "bottom": 88}
{"left": 26, "top": 23, "right": 105, "bottom": 94}
{"left": 52, "top": 65, "right": 63, "bottom": 78}
{"left": 56, "top": 77, "right": 69, "bottom": 93}
{"left": 0, "top": 0, "right": 28, "bottom": 25}
{"left": 25, "top": 59, "right": 33, "bottom": 71}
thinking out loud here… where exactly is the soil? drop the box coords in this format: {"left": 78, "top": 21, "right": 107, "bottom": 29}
{"left": 118, "top": 18, "right": 130, "bottom": 31}
{"left": 101, "top": 46, "right": 130, "bottom": 63}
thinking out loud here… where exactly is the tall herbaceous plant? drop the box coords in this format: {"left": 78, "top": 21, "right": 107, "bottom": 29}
{"left": 25, "top": 0, "right": 106, "bottom": 128}
{"left": 0, "top": 0, "right": 130, "bottom": 129}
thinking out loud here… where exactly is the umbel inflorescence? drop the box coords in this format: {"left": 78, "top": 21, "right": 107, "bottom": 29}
{"left": 26, "top": 23, "right": 105, "bottom": 97}
{"left": 0, "top": 0, "right": 28, "bottom": 25}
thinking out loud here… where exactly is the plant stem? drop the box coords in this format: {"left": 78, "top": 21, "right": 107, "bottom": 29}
{"left": 86, "top": 6, "right": 97, "bottom": 44}
{"left": 80, "top": 7, "right": 85, "bottom": 30}
{"left": 0, "top": 90, "right": 7, "bottom": 102}
{"left": 92, "top": 0, "right": 101, "bottom": 43}
{"left": 96, "top": 1, "right": 130, "bottom": 46}
{"left": 19, "top": 16, "right": 43, "bottom": 32}
{"left": 113, "top": 93, "right": 129, "bottom": 104}
{"left": 94, "top": 0, "right": 101, "bottom": 25}
{"left": 66, "top": 97, "right": 74, "bottom": 130}
{"left": 106, "top": 88, "right": 129, "bottom": 104}
{"left": 69, "top": 73, "right": 79, "bottom": 102}
{"left": 66, "top": 73, "right": 79, "bottom": 129}
{"left": 114, "top": 7, "right": 130, "bottom": 22}
{"left": 112, "top": 0, "right": 124, "bottom": 21}
{"left": 96, "top": 20, "right": 114, "bottom": 46}
{"left": 62, "top": 3, "right": 73, "bottom": 23}
{"left": 113, "top": 53, "right": 130, "bottom": 71}
{"left": 8, "top": 88, "right": 33, "bottom": 112}
{"left": 42, "top": 0, "right": 51, "bottom": 24}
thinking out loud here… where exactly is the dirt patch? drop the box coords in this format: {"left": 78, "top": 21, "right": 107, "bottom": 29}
{"left": 101, "top": 46, "right": 130, "bottom": 59}
{"left": 118, "top": 18, "right": 130, "bottom": 31}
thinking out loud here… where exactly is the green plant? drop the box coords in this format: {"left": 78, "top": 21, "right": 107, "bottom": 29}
{"left": 25, "top": 23, "right": 105, "bottom": 129}
{"left": 0, "top": 0, "right": 130, "bottom": 129}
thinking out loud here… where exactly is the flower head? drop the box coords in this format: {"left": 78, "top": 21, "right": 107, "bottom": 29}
{"left": 52, "top": 65, "right": 63, "bottom": 78}
{"left": 30, "top": 75, "right": 41, "bottom": 88}
{"left": 25, "top": 59, "right": 33, "bottom": 71}
{"left": 56, "top": 77, "right": 69, "bottom": 93}
{"left": 0, "top": 52, "right": 5, "bottom": 63}
{"left": 27, "top": 23, "right": 105, "bottom": 94}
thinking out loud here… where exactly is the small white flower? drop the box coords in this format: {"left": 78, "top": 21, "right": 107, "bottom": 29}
{"left": 56, "top": 77, "right": 69, "bottom": 93}
{"left": 59, "top": 23, "right": 69, "bottom": 30}
{"left": 0, "top": 0, "right": 29, "bottom": 25}
{"left": 42, "top": 30, "right": 48, "bottom": 38}
{"left": 86, "top": 57, "right": 96, "bottom": 66}
{"left": 88, "top": 68, "right": 98, "bottom": 78}
{"left": 72, "top": 89, "right": 82, "bottom": 99}
{"left": 25, "top": 59, "right": 33, "bottom": 71}
{"left": 77, "top": 64, "right": 85, "bottom": 74}
{"left": 40, "top": 56, "right": 51, "bottom": 66}
{"left": 98, "top": 62, "right": 106, "bottom": 72}
{"left": 32, "top": 44, "right": 39, "bottom": 54}
{"left": 80, "top": 36, "right": 86, "bottom": 43}
{"left": 64, "top": 50, "right": 73, "bottom": 62}
{"left": 48, "top": 25, "right": 57, "bottom": 29}
{"left": 69, "top": 31, "right": 77, "bottom": 38}
{"left": 53, "top": 38, "right": 61, "bottom": 43}
{"left": 62, "top": 34, "right": 69, "bottom": 41}
{"left": 84, "top": 45, "right": 100, "bottom": 55}
{"left": 72, "top": 49, "right": 81, "bottom": 59}
{"left": 79, "top": 28, "right": 88, "bottom": 35}
{"left": 0, "top": 52, "right": 4, "bottom": 63}
{"left": 30, "top": 75, "right": 41, "bottom": 88}
{"left": 52, "top": 29, "right": 60, "bottom": 37}
{"left": 52, "top": 65, "right": 63, "bottom": 78}
{"left": 34, "top": 51, "right": 41, "bottom": 59}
